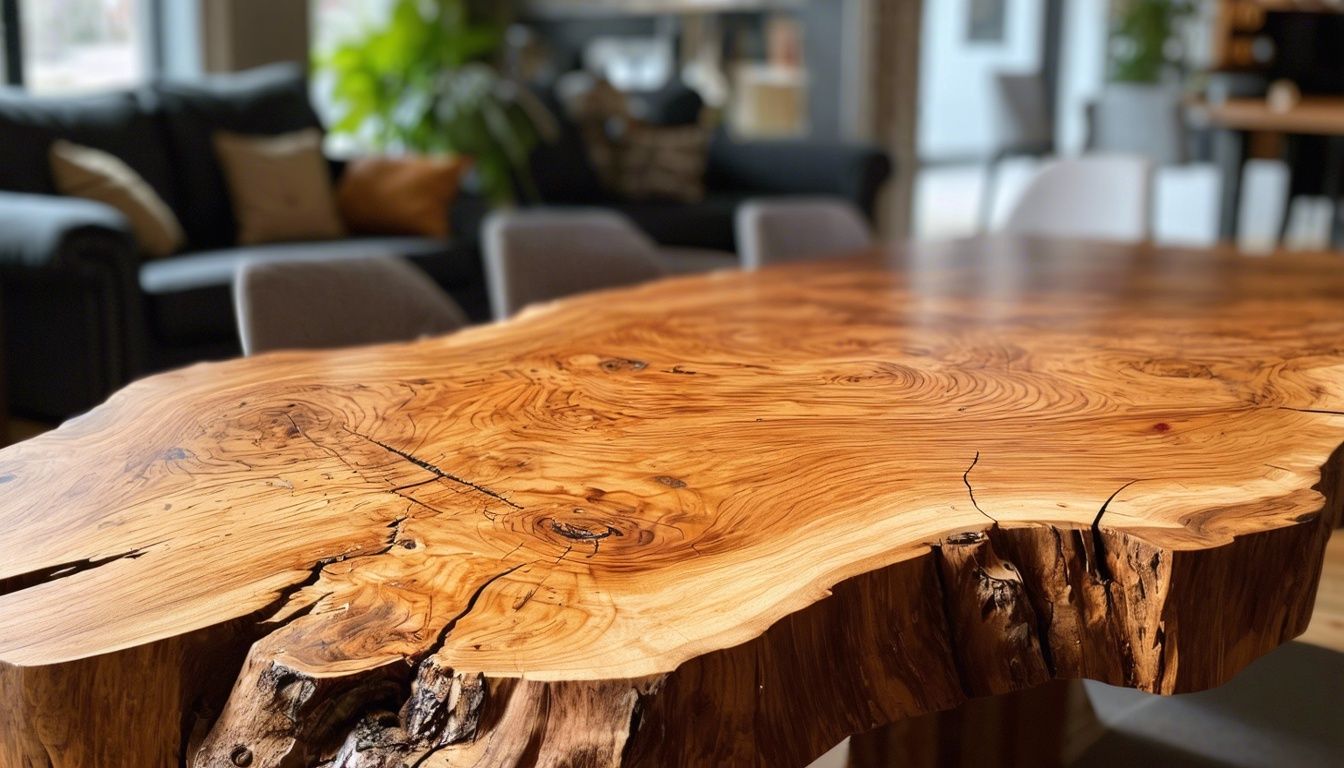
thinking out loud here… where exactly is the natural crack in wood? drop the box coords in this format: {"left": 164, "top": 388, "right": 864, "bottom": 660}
{"left": 349, "top": 430, "right": 524, "bottom": 510}
{"left": 962, "top": 450, "right": 996, "bottom": 523}
{"left": 0, "top": 548, "right": 149, "bottom": 599}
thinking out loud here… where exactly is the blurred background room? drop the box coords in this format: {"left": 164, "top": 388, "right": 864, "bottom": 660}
{"left": 11, "top": 1, "right": 1344, "bottom": 441}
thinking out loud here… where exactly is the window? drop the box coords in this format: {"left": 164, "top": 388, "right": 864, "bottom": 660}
{"left": 310, "top": 0, "right": 392, "bottom": 60}
{"left": 2, "top": 0, "right": 156, "bottom": 93}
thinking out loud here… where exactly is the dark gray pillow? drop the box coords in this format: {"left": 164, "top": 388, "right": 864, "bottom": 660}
{"left": 152, "top": 63, "right": 324, "bottom": 250}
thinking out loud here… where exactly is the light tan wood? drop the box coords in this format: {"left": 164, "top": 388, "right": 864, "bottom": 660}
{"left": 1189, "top": 97, "right": 1344, "bottom": 136}
{"left": 1, "top": 237, "right": 1342, "bottom": 767}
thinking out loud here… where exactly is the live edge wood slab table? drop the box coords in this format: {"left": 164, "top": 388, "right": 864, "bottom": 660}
{"left": 1, "top": 237, "right": 1341, "bottom": 768}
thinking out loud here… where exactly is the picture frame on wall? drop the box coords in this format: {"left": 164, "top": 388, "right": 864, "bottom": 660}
{"left": 967, "top": 0, "right": 1008, "bottom": 43}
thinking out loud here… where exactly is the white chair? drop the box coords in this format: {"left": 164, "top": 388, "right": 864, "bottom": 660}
{"left": 483, "top": 209, "right": 668, "bottom": 320}
{"left": 999, "top": 155, "right": 1155, "bottom": 243}
{"left": 981, "top": 73, "right": 1056, "bottom": 230}
{"left": 735, "top": 197, "right": 873, "bottom": 269}
{"left": 233, "top": 256, "right": 467, "bottom": 355}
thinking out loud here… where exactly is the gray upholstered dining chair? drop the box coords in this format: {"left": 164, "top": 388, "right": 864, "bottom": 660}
{"left": 233, "top": 255, "right": 468, "bottom": 355}
{"left": 482, "top": 209, "right": 672, "bottom": 320}
{"left": 735, "top": 197, "right": 874, "bottom": 269}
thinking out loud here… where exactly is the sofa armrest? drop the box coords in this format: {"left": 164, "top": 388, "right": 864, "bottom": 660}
{"left": 0, "top": 192, "right": 146, "bottom": 418}
{"left": 0, "top": 191, "right": 135, "bottom": 269}
{"left": 706, "top": 136, "right": 893, "bottom": 219}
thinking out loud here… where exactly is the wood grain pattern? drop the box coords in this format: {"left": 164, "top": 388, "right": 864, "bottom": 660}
{"left": 1, "top": 237, "right": 1341, "bottom": 767}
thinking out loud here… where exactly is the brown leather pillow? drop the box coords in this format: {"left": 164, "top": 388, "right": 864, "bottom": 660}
{"left": 336, "top": 155, "right": 470, "bottom": 239}
{"left": 49, "top": 140, "right": 185, "bottom": 258}
{"left": 213, "top": 129, "right": 346, "bottom": 245}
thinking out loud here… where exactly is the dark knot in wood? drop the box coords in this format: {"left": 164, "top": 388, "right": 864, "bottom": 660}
{"left": 599, "top": 358, "right": 648, "bottom": 373}
{"left": 546, "top": 518, "right": 622, "bottom": 542}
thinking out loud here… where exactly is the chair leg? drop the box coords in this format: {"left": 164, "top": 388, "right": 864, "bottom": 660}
{"left": 980, "top": 154, "right": 1006, "bottom": 233}
{"left": 1279, "top": 194, "right": 1297, "bottom": 246}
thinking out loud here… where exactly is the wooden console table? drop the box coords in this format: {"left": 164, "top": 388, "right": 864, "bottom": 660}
{"left": 0, "top": 237, "right": 1339, "bottom": 767}
{"left": 1189, "top": 96, "right": 1344, "bottom": 242}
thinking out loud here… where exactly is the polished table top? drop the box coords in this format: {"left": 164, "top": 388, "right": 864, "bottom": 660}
{"left": 1, "top": 237, "right": 1341, "bottom": 767}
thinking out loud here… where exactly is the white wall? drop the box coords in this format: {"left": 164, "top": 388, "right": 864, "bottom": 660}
{"left": 917, "top": 0, "right": 1043, "bottom": 161}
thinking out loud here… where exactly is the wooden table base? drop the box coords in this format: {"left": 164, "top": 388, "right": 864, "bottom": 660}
{"left": 849, "top": 681, "right": 1078, "bottom": 768}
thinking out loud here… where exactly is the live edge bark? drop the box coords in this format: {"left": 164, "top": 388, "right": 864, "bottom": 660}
{"left": 1, "top": 240, "right": 1342, "bottom": 767}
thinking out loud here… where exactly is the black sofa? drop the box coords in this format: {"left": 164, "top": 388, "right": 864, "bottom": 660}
{"left": 0, "top": 65, "right": 890, "bottom": 422}
{"left": 0, "top": 64, "right": 489, "bottom": 421}
{"left": 526, "top": 82, "right": 893, "bottom": 253}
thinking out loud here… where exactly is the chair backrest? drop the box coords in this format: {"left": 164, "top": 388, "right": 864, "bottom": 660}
{"left": 483, "top": 208, "right": 667, "bottom": 320}
{"left": 233, "top": 255, "right": 467, "bottom": 355}
{"left": 1000, "top": 155, "right": 1155, "bottom": 243}
{"left": 735, "top": 197, "right": 873, "bottom": 269}
{"left": 994, "top": 72, "right": 1054, "bottom": 153}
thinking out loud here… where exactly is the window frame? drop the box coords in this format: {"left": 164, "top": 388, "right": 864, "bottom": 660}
{"left": 0, "top": 0, "right": 165, "bottom": 89}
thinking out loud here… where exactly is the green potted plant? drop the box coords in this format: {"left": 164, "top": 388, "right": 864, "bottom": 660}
{"left": 1094, "top": 0, "right": 1195, "bottom": 164}
{"left": 316, "top": 0, "right": 550, "bottom": 204}
{"left": 1108, "top": 0, "right": 1194, "bottom": 84}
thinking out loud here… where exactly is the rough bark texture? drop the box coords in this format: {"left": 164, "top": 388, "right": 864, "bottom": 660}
{"left": 1, "top": 237, "right": 1341, "bottom": 767}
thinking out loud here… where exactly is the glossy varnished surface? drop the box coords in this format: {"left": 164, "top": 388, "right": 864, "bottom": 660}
{"left": 1, "top": 237, "right": 1341, "bottom": 767}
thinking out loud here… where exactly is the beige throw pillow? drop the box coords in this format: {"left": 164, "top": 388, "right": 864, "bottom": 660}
{"left": 49, "top": 140, "right": 185, "bottom": 258}
{"left": 213, "top": 129, "right": 346, "bottom": 245}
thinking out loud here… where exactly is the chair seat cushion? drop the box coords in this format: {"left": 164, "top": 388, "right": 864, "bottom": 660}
{"left": 140, "top": 237, "right": 475, "bottom": 345}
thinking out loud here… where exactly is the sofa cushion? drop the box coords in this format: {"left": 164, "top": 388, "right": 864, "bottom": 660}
{"left": 527, "top": 84, "right": 608, "bottom": 205}
{"left": 139, "top": 238, "right": 477, "bottom": 345}
{"left": 153, "top": 63, "right": 324, "bottom": 251}
{"left": 637, "top": 83, "right": 706, "bottom": 127}
{"left": 0, "top": 88, "right": 176, "bottom": 207}
{"left": 609, "top": 193, "right": 743, "bottom": 252}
